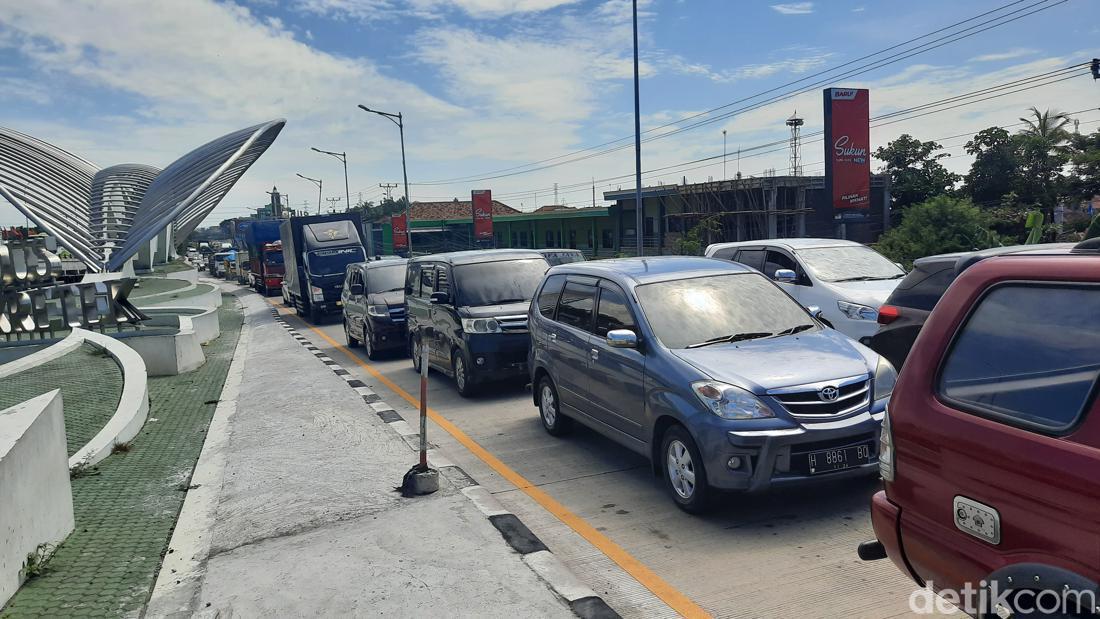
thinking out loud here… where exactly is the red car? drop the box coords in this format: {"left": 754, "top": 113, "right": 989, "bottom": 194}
{"left": 860, "top": 241, "right": 1100, "bottom": 617}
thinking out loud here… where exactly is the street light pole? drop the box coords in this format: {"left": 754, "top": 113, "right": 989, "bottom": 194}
{"left": 631, "top": 0, "right": 643, "bottom": 257}
{"left": 359, "top": 104, "right": 413, "bottom": 256}
{"left": 723, "top": 130, "right": 727, "bottom": 181}
{"left": 312, "top": 147, "right": 372, "bottom": 256}
{"left": 296, "top": 173, "right": 323, "bottom": 215}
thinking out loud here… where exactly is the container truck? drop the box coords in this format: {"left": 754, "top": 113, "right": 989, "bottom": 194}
{"left": 240, "top": 220, "right": 285, "bottom": 295}
{"left": 280, "top": 213, "right": 366, "bottom": 323}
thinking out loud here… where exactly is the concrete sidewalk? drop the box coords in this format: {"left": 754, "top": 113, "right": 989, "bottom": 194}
{"left": 146, "top": 290, "right": 574, "bottom": 617}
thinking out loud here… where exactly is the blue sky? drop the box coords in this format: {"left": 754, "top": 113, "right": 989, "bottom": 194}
{"left": 1, "top": 0, "right": 1097, "bottom": 225}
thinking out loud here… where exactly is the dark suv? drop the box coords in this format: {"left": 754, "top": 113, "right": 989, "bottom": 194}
{"left": 861, "top": 242, "right": 1100, "bottom": 617}
{"left": 405, "top": 250, "right": 549, "bottom": 396}
{"left": 866, "top": 243, "right": 1073, "bottom": 370}
{"left": 341, "top": 258, "right": 408, "bottom": 359}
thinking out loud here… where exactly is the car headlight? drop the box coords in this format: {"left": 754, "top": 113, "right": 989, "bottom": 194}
{"left": 873, "top": 356, "right": 898, "bottom": 401}
{"left": 837, "top": 300, "right": 878, "bottom": 321}
{"left": 691, "top": 381, "right": 774, "bottom": 420}
{"left": 461, "top": 318, "right": 502, "bottom": 334}
{"left": 310, "top": 286, "right": 324, "bottom": 302}
{"left": 367, "top": 304, "right": 389, "bottom": 318}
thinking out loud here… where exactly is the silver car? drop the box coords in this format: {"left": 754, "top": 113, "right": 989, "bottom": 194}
{"left": 528, "top": 256, "right": 896, "bottom": 512}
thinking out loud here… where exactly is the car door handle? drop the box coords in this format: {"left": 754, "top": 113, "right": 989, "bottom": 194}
{"left": 590, "top": 348, "right": 599, "bottom": 360}
{"left": 548, "top": 333, "right": 557, "bottom": 341}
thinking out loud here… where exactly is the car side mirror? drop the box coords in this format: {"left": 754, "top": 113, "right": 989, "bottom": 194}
{"left": 606, "top": 329, "right": 637, "bottom": 349}
{"left": 807, "top": 305, "right": 824, "bottom": 320}
{"left": 349, "top": 283, "right": 364, "bottom": 296}
{"left": 773, "top": 269, "right": 797, "bottom": 284}
{"left": 430, "top": 291, "right": 450, "bottom": 305}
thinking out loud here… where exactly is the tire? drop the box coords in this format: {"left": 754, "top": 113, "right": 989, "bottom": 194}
{"left": 537, "top": 376, "right": 572, "bottom": 436}
{"left": 452, "top": 350, "right": 477, "bottom": 397}
{"left": 363, "top": 327, "right": 381, "bottom": 360}
{"left": 345, "top": 320, "right": 360, "bottom": 348}
{"left": 661, "top": 425, "right": 712, "bottom": 513}
{"left": 410, "top": 335, "right": 423, "bottom": 373}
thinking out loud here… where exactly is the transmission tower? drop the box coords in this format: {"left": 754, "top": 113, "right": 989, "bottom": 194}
{"left": 786, "top": 111, "right": 804, "bottom": 177}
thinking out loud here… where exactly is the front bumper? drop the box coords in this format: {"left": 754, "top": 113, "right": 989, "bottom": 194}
{"left": 699, "top": 401, "right": 886, "bottom": 492}
{"left": 367, "top": 317, "right": 406, "bottom": 351}
{"left": 461, "top": 332, "right": 530, "bottom": 383}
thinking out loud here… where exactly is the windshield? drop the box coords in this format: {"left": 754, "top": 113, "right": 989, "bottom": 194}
{"left": 635, "top": 273, "right": 814, "bottom": 349}
{"left": 455, "top": 258, "right": 549, "bottom": 306}
{"left": 796, "top": 245, "right": 903, "bottom": 282}
{"left": 367, "top": 264, "right": 406, "bottom": 293}
{"left": 265, "top": 252, "right": 284, "bottom": 265}
{"left": 306, "top": 247, "right": 365, "bottom": 276}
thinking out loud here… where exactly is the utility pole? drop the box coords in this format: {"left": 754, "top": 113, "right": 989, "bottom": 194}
{"left": 326, "top": 197, "right": 343, "bottom": 212}
{"left": 554, "top": 182, "right": 559, "bottom": 205}
{"left": 379, "top": 183, "right": 398, "bottom": 201}
{"left": 359, "top": 105, "right": 413, "bottom": 255}
{"left": 296, "top": 173, "right": 323, "bottom": 215}
{"left": 723, "top": 130, "right": 727, "bottom": 181}
{"left": 592, "top": 178, "right": 596, "bottom": 208}
{"left": 631, "top": 0, "right": 644, "bottom": 257}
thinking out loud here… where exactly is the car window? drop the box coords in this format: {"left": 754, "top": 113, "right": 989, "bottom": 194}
{"left": 435, "top": 266, "right": 450, "bottom": 295}
{"left": 635, "top": 273, "right": 815, "bottom": 349}
{"left": 453, "top": 258, "right": 549, "bottom": 307}
{"left": 405, "top": 264, "right": 421, "bottom": 297}
{"left": 420, "top": 264, "right": 435, "bottom": 295}
{"left": 939, "top": 284, "right": 1100, "bottom": 433}
{"left": 710, "top": 247, "right": 738, "bottom": 261}
{"left": 595, "top": 284, "right": 635, "bottom": 337}
{"left": 537, "top": 274, "right": 567, "bottom": 318}
{"left": 735, "top": 249, "right": 765, "bottom": 271}
{"left": 888, "top": 266, "right": 956, "bottom": 312}
{"left": 763, "top": 250, "right": 798, "bottom": 279}
{"left": 795, "top": 245, "right": 904, "bottom": 282}
{"left": 365, "top": 264, "right": 406, "bottom": 294}
{"left": 556, "top": 282, "right": 596, "bottom": 332}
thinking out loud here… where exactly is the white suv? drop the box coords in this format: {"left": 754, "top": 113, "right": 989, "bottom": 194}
{"left": 705, "top": 239, "right": 904, "bottom": 341}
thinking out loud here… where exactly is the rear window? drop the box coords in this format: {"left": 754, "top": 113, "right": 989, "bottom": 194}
{"left": 887, "top": 266, "right": 956, "bottom": 312}
{"left": 938, "top": 284, "right": 1100, "bottom": 433}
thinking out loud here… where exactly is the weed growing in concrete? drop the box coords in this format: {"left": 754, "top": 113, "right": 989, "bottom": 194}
{"left": 111, "top": 441, "right": 132, "bottom": 454}
{"left": 21, "top": 543, "right": 56, "bottom": 580}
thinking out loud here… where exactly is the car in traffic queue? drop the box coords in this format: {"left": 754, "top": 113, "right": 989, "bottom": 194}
{"left": 535, "top": 248, "right": 586, "bottom": 266}
{"left": 405, "top": 249, "right": 550, "bottom": 396}
{"left": 342, "top": 258, "right": 409, "bottom": 359}
{"left": 860, "top": 240, "right": 1100, "bottom": 617}
{"left": 705, "top": 238, "right": 905, "bottom": 341}
{"left": 528, "top": 256, "right": 897, "bottom": 512}
{"left": 865, "top": 243, "right": 1074, "bottom": 370}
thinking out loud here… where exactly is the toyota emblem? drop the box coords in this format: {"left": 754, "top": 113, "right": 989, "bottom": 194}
{"left": 818, "top": 386, "right": 840, "bottom": 402}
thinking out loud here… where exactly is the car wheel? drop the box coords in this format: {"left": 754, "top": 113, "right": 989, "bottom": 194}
{"left": 661, "top": 425, "right": 711, "bottom": 513}
{"left": 538, "top": 377, "right": 572, "bottom": 436}
{"left": 364, "top": 328, "right": 381, "bottom": 360}
{"left": 345, "top": 320, "right": 360, "bottom": 348}
{"left": 452, "top": 350, "right": 477, "bottom": 397}
{"left": 411, "top": 336, "right": 423, "bottom": 373}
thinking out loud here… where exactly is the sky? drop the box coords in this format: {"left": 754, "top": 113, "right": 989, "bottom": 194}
{"left": 0, "top": 0, "right": 1097, "bottom": 226}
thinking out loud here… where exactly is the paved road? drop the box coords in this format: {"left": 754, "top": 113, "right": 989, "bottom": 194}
{"left": 277, "top": 304, "right": 943, "bottom": 618}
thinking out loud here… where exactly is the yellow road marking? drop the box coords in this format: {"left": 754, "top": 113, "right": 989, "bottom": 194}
{"left": 271, "top": 302, "right": 709, "bottom": 618}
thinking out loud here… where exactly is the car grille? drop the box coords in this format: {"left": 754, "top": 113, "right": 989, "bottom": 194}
{"left": 497, "top": 314, "right": 528, "bottom": 333}
{"left": 389, "top": 307, "right": 405, "bottom": 322}
{"left": 770, "top": 376, "right": 870, "bottom": 418}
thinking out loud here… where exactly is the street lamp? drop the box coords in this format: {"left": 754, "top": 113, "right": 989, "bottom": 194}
{"left": 312, "top": 146, "right": 373, "bottom": 256}
{"left": 723, "top": 130, "right": 727, "bottom": 181}
{"left": 631, "top": 0, "right": 643, "bottom": 257}
{"left": 295, "top": 173, "right": 322, "bottom": 215}
{"left": 358, "top": 104, "right": 413, "bottom": 255}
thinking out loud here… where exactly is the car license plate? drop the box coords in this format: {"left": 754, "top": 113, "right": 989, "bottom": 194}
{"left": 807, "top": 443, "right": 871, "bottom": 474}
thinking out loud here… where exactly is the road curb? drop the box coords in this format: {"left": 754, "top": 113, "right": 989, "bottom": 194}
{"left": 269, "top": 306, "right": 621, "bottom": 619}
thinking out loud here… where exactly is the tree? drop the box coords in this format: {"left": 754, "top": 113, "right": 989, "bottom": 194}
{"left": 963, "top": 127, "right": 1018, "bottom": 205}
{"left": 876, "top": 195, "right": 1007, "bottom": 267}
{"left": 874, "top": 134, "right": 959, "bottom": 210}
{"left": 1067, "top": 129, "right": 1100, "bottom": 201}
{"left": 1018, "top": 106, "right": 1071, "bottom": 145}
{"left": 674, "top": 215, "right": 720, "bottom": 255}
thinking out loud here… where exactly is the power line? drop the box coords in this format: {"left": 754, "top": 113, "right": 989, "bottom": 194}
{"left": 410, "top": 0, "right": 1067, "bottom": 187}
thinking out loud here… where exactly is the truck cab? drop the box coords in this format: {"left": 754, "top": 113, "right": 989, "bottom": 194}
{"left": 280, "top": 214, "right": 366, "bottom": 323}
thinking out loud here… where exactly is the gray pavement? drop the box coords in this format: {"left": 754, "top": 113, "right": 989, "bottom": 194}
{"left": 148, "top": 289, "right": 572, "bottom": 617}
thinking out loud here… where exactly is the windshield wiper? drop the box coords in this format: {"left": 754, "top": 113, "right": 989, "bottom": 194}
{"left": 771, "top": 324, "right": 814, "bottom": 337}
{"left": 686, "top": 332, "right": 773, "bottom": 348}
{"left": 490, "top": 298, "right": 528, "bottom": 305}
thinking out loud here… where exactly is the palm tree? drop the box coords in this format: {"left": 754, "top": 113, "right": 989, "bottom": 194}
{"left": 1019, "top": 106, "right": 1071, "bottom": 144}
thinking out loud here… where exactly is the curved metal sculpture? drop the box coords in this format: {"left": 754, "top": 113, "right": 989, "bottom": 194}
{"left": 0, "top": 120, "right": 285, "bottom": 272}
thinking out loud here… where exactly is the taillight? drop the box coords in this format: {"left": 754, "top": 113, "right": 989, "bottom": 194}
{"left": 879, "top": 408, "right": 894, "bottom": 482}
{"left": 877, "top": 304, "right": 900, "bottom": 325}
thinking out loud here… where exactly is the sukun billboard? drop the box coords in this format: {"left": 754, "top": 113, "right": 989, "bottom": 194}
{"left": 391, "top": 213, "right": 409, "bottom": 251}
{"left": 823, "top": 88, "right": 870, "bottom": 215}
{"left": 471, "top": 189, "right": 494, "bottom": 244}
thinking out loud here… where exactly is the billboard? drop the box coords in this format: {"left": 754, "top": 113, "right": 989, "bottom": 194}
{"left": 471, "top": 189, "right": 494, "bottom": 242}
{"left": 391, "top": 213, "right": 409, "bottom": 251}
{"left": 823, "top": 88, "right": 870, "bottom": 213}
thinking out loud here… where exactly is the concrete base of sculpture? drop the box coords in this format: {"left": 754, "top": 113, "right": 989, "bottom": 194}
{"left": 0, "top": 390, "right": 75, "bottom": 607}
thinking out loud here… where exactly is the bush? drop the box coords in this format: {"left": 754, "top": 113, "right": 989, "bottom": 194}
{"left": 877, "top": 195, "right": 1009, "bottom": 267}
{"left": 1086, "top": 215, "right": 1100, "bottom": 240}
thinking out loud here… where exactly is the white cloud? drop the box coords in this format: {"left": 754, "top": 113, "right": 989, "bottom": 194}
{"left": 659, "top": 47, "right": 833, "bottom": 83}
{"left": 969, "top": 48, "right": 1037, "bottom": 63}
{"left": 293, "top": 0, "right": 579, "bottom": 20}
{"left": 770, "top": 2, "right": 813, "bottom": 15}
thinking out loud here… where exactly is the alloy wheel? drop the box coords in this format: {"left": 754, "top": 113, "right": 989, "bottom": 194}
{"left": 667, "top": 439, "right": 696, "bottom": 499}
{"left": 454, "top": 355, "right": 467, "bottom": 391}
{"left": 540, "top": 385, "right": 557, "bottom": 427}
